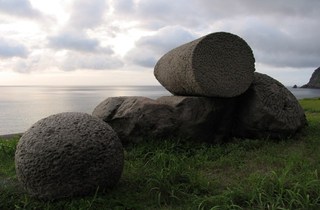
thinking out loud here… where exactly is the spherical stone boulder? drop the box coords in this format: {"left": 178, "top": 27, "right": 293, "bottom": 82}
{"left": 15, "top": 112, "right": 124, "bottom": 200}
{"left": 234, "top": 73, "right": 307, "bottom": 139}
{"left": 154, "top": 31, "right": 255, "bottom": 98}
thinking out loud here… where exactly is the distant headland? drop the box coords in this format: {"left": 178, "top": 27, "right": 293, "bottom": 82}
{"left": 300, "top": 67, "right": 320, "bottom": 89}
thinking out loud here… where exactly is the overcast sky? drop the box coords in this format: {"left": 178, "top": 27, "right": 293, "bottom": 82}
{"left": 0, "top": 0, "right": 319, "bottom": 86}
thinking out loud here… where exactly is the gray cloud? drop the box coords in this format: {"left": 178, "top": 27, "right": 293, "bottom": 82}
{"left": 2, "top": 0, "right": 319, "bottom": 77}
{"left": 10, "top": 52, "right": 57, "bottom": 73}
{"left": 68, "top": 0, "right": 107, "bottom": 30}
{"left": 48, "top": 31, "right": 113, "bottom": 53}
{"left": 197, "top": 0, "right": 320, "bottom": 20}
{"left": 112, "top": 0, "right": 134, "bottom": 15}
{"left": 60, "top": 52, "right": 123, "bottom": 71}
{"left": 0, "top": 0, "right": 43, "bottom": 18}
{"left": 136, "top": 27, "right": 196, "bottom": 52}
{"left": 235, "top": 18, "right": 320, "bottom": 68}
{"left": 46, "top": 0, "right": 111, "bottom": 61}
{"left": 0, "top": 38, "right": 29, "bottom": 58}
{"left": 126, "top": 26, "right": 196, "bottom": 68}
{"left": 11, "top": 50, "right": 124, "bottom": 73}
{"left": 112, "top": 0, "right": 320, "bottom": 69}
{"left": 112, "top": 0, "right": 203, "bottom": 29}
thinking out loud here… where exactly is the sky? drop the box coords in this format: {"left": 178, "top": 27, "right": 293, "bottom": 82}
{"left": 0, "top": 0, "right": 319, "bottom": 86}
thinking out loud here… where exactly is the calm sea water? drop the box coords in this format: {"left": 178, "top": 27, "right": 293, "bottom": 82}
{"left": 0, "top": 86, "right": 170, "bottom": 135}
{"left": 1, "top": 86, "right": 319, "bottom": 135}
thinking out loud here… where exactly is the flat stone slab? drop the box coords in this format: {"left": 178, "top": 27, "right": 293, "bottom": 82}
{"left": 92, "top": 96, "right": 237, "bottom": 145}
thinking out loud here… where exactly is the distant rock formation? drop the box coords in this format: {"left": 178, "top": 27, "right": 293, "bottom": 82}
{"left": 301, "top": 67, "right": 320, "bottom": 88}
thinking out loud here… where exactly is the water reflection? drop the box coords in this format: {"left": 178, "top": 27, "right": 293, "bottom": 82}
{"left": 287, "top": 87, "right": 320, "bottom": 99}
{"left": 0, "top": 86, "right": 170, "bottom": 135}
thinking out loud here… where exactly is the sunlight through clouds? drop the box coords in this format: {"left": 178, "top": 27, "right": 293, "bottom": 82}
{"left": 0, "top": 0, "right": 319, "bottom": 86}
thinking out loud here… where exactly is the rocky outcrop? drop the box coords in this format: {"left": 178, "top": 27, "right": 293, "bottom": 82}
{"left": 301, "top": 67, "right": 320, "bottom": 88}
{"left": 157, "top": 96, "right": 237, "bottom": 142}
{"left": 154, "top": 32, "right": 255, "bottom": 98}
{"left": 92, "top": 96, "right": 237, "bottom": 145}
{"left": 92, "top": 97, "right": 175, "bottom": 145}
{"left": 92, "top": 32, "right": 307, "bottom": 144}
{"left": 15, "top": 112, "right": 124, "bottom": 200}
{"left": 234, "top": 73, "right": 307, "bottom": 139}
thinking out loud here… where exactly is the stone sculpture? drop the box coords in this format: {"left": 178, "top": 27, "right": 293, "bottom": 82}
{"left": 154, "top": 32, "right": 255, "bottom": 97}
{"left": 93, "top": 96, "right": 237, "bottom": 144}
{"left": 15, "top": 112, "right": 124, "bottom": 200}
{"left": 234, "top": 73, "right": 307, "bottom": 139}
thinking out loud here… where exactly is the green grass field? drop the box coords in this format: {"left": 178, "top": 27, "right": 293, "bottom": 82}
{"left": 1, "top": 98, "right": 320, "bottom": 210}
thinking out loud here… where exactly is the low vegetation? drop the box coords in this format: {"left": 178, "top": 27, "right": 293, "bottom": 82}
{"left": 1, "top": 98, "right": 320, "bottom": 210}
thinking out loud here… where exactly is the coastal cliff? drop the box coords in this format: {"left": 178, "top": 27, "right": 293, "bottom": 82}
{"left": 301, "top": 67, "right": 320, "bottom": 88}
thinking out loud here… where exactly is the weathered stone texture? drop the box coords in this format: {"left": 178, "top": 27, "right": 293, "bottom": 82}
{"left": 15, "top": 112, "right": 124, "bottom": 200}
{"left": 234, "top": 73, "right": 307, "bottom": 139}
{"left": 154, "top": 32, "right": 255, "bottom": 97}
{"left": 93, "top": 96, "right": 237, "bottom": 144}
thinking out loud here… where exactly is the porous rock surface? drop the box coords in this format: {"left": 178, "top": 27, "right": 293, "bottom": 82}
{"left": 154, "top": 32, "right": 255, "bottom": 97}
{"left": 92, "top": 97, "right": 175, "bottom": 145}
{"left": 234, "top": 73, "right": 307, "bottom": 139}
{"left": 15, "top": 112, "right": 124, "bottom": 200}
{"left": 92, "top": 96, "right": 237, "bottom": 144}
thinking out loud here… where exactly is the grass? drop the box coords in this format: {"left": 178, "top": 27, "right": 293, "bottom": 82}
{"left": 299, "top": 97, "right": 320, "bottom": 113}
{"left": 1, "top": 98, "right": 320, "bottom": 209}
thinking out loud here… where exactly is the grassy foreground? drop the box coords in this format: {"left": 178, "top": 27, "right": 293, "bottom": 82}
{"left": 1, "top": 98, "right": 320, "bottom": 210}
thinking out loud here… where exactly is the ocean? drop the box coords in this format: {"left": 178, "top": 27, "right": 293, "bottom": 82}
{"left": 1, "top": 86, "right": 320, "bottom": 135}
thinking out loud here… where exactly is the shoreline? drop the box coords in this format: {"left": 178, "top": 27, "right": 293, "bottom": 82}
{"left": 0, "top": 133, "right": 23, "bottom": 139}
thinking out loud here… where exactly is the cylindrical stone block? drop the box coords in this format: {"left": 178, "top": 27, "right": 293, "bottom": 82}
{"left": 154, "top": 32, "right": 255, "bottom": 97}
